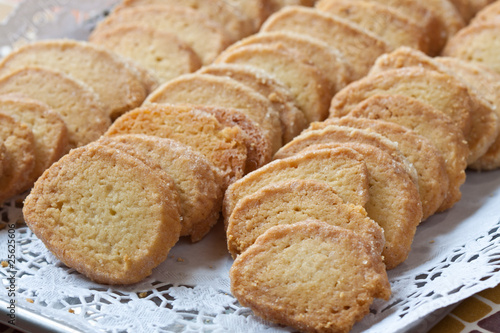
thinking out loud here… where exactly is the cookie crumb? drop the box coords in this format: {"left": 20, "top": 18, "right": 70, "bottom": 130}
{"left": 1, "top": 261, "right": 8, "bottom": 268}
{"left": 26, "top": 298, "right": 34, "bottom": 303}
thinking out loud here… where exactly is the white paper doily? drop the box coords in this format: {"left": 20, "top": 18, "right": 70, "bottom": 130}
{"left": 1, "top": 1, "right": 500, "bottom": 332}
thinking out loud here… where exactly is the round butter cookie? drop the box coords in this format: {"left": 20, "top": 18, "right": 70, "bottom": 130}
{"left": 223, "top": 146, "right": 371, "bottom": 227}
{"left": 189, "top": 104, "right": 272, "bottom": 173}
{"left": 300, "top": 143, "right": 422, "bottom": 269}
{"left": 347, "top": 94, "right": 468, "bottom": 212}
{"left": 369, "top": 47, "right": 499, "bottom": 165}
{"left": 470, "top": 1, "right": 500, "bottom": 24}
{"left": 89, "top": 24, "right": 202, "bottom": 84}
{"left": 0, "top": 39, "right": 147, "bottom": 120}
{"left": 199, "top": 64, "right": 308, "bottom": 145}
{"left": 98, "top": 134, "right": 223, "bottom": 242}
{"left": 435, "top": 57, "right": 500, "bottom": 170}
{"left": 0, "top": 94, "right": 68, "bottom": 188}
{"left": 146, "top": 73, "right": 282, "bottom": 154}
{"left": 317, "top": 0, "right": 431, "bottom": 53}
{"left": 23, "top": 144, "right": 182, "bottom": 285}
{"left": 0, "top": 113, "right": 35, "bottom": 204}
{"left": 227, "top": 179, "right": 385, "bottom": 257}
{"left": 220, "top": 31, "right": 353, "bottom": 94}
{"left": 105, "top": 103, "right": 247, "bottom": 188}
{"left": 274, "top": 124, "right": 419, "bottom": 187}
{"left": 260, "top": 6, "right": 392, "bottom": 80}
{"left": 230, "top": 221, "right": 391, "bottom": 333}
{"left": 0, "top": 67, "right": 110, "bottom": 148}
{"left": 318, "top": 117, "right": 448, "bottom": 220}
{"left": 442, "top": 22, "right": 500, "bottom": 75}
{"left": 329, "top": 67, "right": 474, "bottom": 139}
{"left": 90, "top": 5, "right": 232, "bottom": 65}
{"left": 215, "top": 43, "right": 332, "bottom": 124}
{"left": 114, "top": 0, "right": 253, "bottom": 42}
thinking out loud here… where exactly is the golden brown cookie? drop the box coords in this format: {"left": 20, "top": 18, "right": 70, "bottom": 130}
{"left": 145, "top": 73, "right": 282, "bottom": 154}
{"left": 0, "top": 113, "right": 35, "bottom": 204}
{"left": 369, "top": 47, "right": 499, "bottom": 165}
{"left": 274, "top": 124, "right": 419, "bottom": 187}
{"left": 435, "top": 57, "right": 500, "bottom": 170}
{"left": 442, "top": 22, "right": 500, "bottom": 75}
{"left": 220, "top": 31, "right": 353, "bottom": 93}
{"left": 470, "top": 0, "right": 500, "bottom": 24}
{"left": 329, "top": 67, "right": 474, "bottom": 139}
{"left": 0, "top": 39, "right": 148, "bottom": 120}
{"left": 299, "top": 143, "right": 422, "bottom": 269}
{"left": 317, "top": 0, "right": 431, "bottom": 53}
{"left": 227, "top": 179, "right": 385, "bottom": 257}
{"left": 199, "top": 64, "right": 308, "bottom": 145}
{"left": 449, "top": 0, "right": 494, "bottom": 22}
{"left": 89, "top": 24, "right": 201, "bottom": 84}
{"left": 23, "top": 143, "right": 182, "bottom": 285}
{"left": 347, "top": 94, "right": 468, "bottom": 212}
{"left": 90, "top": 5, "right": 232, "bottom": 65}
{"left": 0, "top": 67, "right": 110, "bottom": 149}
{"left": 215, "top": 43, "right": 332, "bottom": 124}
{"left": 114, "top": 0, "right": 253, "bottom": 41}
{"left": 317, "top": 117, "right": 448, "bottom": 220}
{"left": 105, "top": 103, "right": 247, "bottom": 188}
{"left": 97, "top": 134, "right": 223, "bottom": 242}
{"left": 230, "top": 220, "right": 391, "bottom": 333}
{"left": 189, "top": 104, "right": 272, "bottom": 173}
{"left": 0, "top": 94, "right": 68, "bottom": 188}
{"left": 260, "top": 6, "right": 392, "bottom": 80}
{"left": 223, "top": 146, "right": 371, "bottom": 227}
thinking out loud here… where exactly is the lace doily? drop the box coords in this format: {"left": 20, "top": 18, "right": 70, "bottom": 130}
{"left": 1, "top": 1, "right": 500, "bottom": 332}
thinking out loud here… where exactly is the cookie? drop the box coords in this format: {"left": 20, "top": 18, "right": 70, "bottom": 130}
{"left": 0, "top": 39, "right": 148, "bottom": 120}
{"left": 97, "top": 134, "right": 223, "bottom": 242}
{"left": 329, "top": 67, "right": 473, "bottom": 139}
{"left": 230, "top": 220, "right": 391, "bottom": 333}
{"left": 91, "top": 5, "right": 232, "bottom": 65}
{"left": 442, "top": 22, "right": 500, "bottom": 75}
{"left": 224, "top": 0, "right": 272, "bottom": 31}
{"left": 0, "top": 113, "right": 35, "bottom": 205}
{"left": 435, "top": 57, "right": 500, "bottom": 170}
{"left": 300, "top": 143, "right": 422, "bottom": 269}
{"left": 470, "top": 0, "right": 500, "bottom": 24}
{"left": 369, "top": 47, "right": 499, "bottom": 165}
{"left": 260, "top": 6, "right": 392, "bottom": 80}
{"left": 318, "top": 117, "right": 448, "bottom": 220}
{"left": 449, "top": 0, "right": 494, "bottom": 22}
{"left": 199, "top": 64, "right": 308, "bottom": 144}
{"left": 215, "top": 43, "right": 331, "bottom": 124}
{"left": 317, "top": 0, "right": 431, "bottom": 53}
{"left": 89, "top": 24, "right": 202, "bottom": 84}
{"left": 223, "top": 146, "right": 371, "bottom": 227}
{"left": 189, "top": 104, "right": 272, "bottom": 173}
{"left": 0, "top": 67, "right": 110, "bottom": 149}
{"left": 23, "top": 143, "right": 182, "bottom": 285}
{"left": 0, "top": 94, "right": 68, "bottom": 187}
{"left": 145, "top": 73, "right": 282, "bottom": 154}
{"left": 105, "top": 103, "right": 247, "bottom": 188}
{"left": 347, "top": 94, "right": 468, "bottom": 212}
{"left": 274, "top": 124, "right": 419, "bottom": 187}
{"left": 114, "top": 0, "right": 253, "bottom": 42}
{"left": 220, "top": 31, "right": 353, "bottom": 93}
{"left": 268, "top": 0, "right": 315, "bottom": 12}
{"left": 227, "top": 179, "right": 385, "bottom": 257}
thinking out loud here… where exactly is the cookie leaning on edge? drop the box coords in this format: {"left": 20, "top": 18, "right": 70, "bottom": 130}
{"left": 226, "top": 179, "right": 385, "bottom": 257}
{"left": 23, "top": 143, "right": 182, "bottom": 285}
{"left": 0, "top": 67, "right": 110, "bottom": 148}
{"left": 97, "top": 134, "right": 223, "bottom": 242}
{"left": 0, "top": 39, "right": 148, "bottom": 120}
{"left": 230, "top": 220, "right": 391, "bottom": 333}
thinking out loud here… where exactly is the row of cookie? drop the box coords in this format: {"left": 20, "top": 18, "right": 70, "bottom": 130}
{"left": 443, "top": 1, "right": 500, "bottom": 75}
{"left": 86, "top": 1, "right": 317, "bottom": 87}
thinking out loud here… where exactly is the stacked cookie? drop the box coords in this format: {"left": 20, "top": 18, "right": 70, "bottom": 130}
{"left": 8, "top": 0, "right": 500, "bottom": 332}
